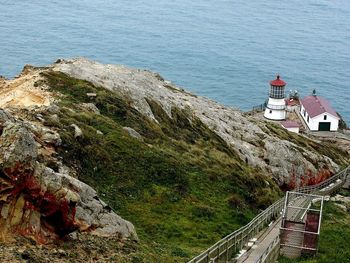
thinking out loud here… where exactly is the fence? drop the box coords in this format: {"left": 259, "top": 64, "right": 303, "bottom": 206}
{"left": 297, "top": 165, "right": 349, "bottom": 195}
{"left": 188, "top": 165, "right": 350, "bottom": 263}
{"left": 252, "top": 101, "right": 267, "bottom": 112}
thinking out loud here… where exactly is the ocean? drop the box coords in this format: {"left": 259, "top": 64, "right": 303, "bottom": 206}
{"left": 1, "top": 0, "right": 349, "bottom": 123}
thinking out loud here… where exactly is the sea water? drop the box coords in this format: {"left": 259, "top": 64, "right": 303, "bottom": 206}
{"left": 0, "top": 0, "right": 349, "bottom": 123}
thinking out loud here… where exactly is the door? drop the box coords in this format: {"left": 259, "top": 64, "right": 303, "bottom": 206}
{"left": 318, "top": 122, "right": 331, "bottom": 131}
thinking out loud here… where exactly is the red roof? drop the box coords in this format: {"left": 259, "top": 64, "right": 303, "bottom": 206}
{"left": 301, "top": 95, "right": 339, "bottom": 119}
{"left": 270, "top": 75, "right": 286, "bottom": 86}
{"left": 281, "top": 121, "right": 299, "bottom": 128}
{"left": 285, "top": 98, "right": 300, "bottom": 106}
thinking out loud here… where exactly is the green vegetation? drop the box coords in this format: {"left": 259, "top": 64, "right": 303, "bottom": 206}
{"left": 279, "top": 200, "right": 350, "bottom": 263}
{"left": 40, "top": 71, "right": 281, "bottom": 261}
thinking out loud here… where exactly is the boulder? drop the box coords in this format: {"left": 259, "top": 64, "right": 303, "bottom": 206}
{"left": 123, "top": 127, "right": 143, "bottom": 141}
{"left": 80, "top": 103, "right": 100, "bottom": 115}
{"left": 70, "top": 124, "right": 82, "bottom": 138}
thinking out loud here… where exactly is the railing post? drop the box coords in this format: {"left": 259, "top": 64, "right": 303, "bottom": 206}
{"left": 217, "top": 244, "right": 220, "bottom": 262}
{"left": 225, "top": 240, "right": 229, "bottom": 262}
{"left": 240, "top": 232, "right": 243, "bottom": 250}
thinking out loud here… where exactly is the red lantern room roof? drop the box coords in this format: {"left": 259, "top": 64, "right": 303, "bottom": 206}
{"left": 270, "top": 75, "right": 286, "bottom": 86}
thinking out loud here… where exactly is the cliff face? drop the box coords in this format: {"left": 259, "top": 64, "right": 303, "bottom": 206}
{"left": 0, "top": 58, "right": 348, "bottom": 261}
{"left": 54, "top": 58, "right": 347, "bottom": 184}
{"left": 0, "top": 70, "right": 136, "bottom": 244}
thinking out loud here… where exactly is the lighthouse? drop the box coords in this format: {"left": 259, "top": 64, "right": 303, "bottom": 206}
{"left": 264, "top": 75, "right": 287, "bottom": 120}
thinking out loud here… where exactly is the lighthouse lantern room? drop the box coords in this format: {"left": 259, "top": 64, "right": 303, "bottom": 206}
{"left": 264, "top": 75, "right": 287, "bottom": 120}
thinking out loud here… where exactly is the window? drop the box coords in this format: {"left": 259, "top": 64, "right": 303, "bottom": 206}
{"left": 324, "top": 115, "right": 327, "bottom": 120}
{"left": 303, "top": 110, "right": 306, "bottom": 117}
{"left": 270, "top": 86, "right": 285, "bottom": 99}
{"left": 307, "top": 116, "right": 309, "bottom": 123}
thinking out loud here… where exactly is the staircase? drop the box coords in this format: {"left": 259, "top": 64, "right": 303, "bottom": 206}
{"left": 280, "top": 195, "right": 310, "bottom": 259}
{"left": 287, "top": 197, "right": 309, "bottom": 221}
{"left": 280, "top": 222, "right": 305, "bottom": 258}
{"left": 188, "top": 165, "right": 350, "bottom": 263}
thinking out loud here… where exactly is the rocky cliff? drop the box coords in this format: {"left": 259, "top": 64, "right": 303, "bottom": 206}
{"left": 0, "top": 68, "right": 136, "bottom": 245}
{"left": 53, "top": 58, "right": 347, "bottom": 184}
{"left": 0, "top": 58, "right": 348, "bottom": 261}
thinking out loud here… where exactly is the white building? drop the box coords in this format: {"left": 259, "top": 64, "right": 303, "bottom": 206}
{"left": 281, "top": 121, "right": 300, "bottom": 133}
{"left": 264, "top": 75, "right": 287, "bottom": 120}
{"left": 300, "top": 95, "right": 339, "bottom": 131}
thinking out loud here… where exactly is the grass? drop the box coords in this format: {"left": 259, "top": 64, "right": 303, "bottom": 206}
{"left": 278, "top": 200, "right": 350, "bottom": 263}
{"left": 39, "top": 71, "right": 282, "bottom": 261}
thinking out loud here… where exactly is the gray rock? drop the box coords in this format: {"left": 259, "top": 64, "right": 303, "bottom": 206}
{"left": 68, "top": 231, "right": 78, "bottom": 240}
{"left": 47, "top": 104, "right": 61, "bottom": 114}
{"left": 41, "top": 128, "right": 62, "bottom": 146}
{"left": 333, "top": 194, "right": 350, "bottom": 204}
{"left": 36, "top": 114, "right": 45, "bottom": 123}
{"left": 123, "top": 127, "right": 143, "bottom": 141}
{"left": 0, "top": 122, "right": 38, "bottom": 172}
{"left": 0, "top": 109, "right": 15, "bottom": 124}
{"left": 48, "top": 114, "right": 60, "bottom": 123}
{"left": 334, "top": 203, "right": 347, "bottom": 212}
{"left": 70, "top": 124, "right": 83, "bottom": 138}
{"left": 93, "top": 213, "right": 136, "bottom": 238}
{"left": 80, "top": 103, "right": 100, "bottom": 115}
{"left": 59, "top": 173, "right": 137, "bottom": 239}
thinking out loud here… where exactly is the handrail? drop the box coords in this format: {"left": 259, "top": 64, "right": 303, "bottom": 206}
{"left": 188, "top": 165, "right": 350, "bottom": 263}
{"left": 254, "top": 235, "right": 280, "bottom": 263}
{"left": 266, "top": 104, "right": 286, "bottom": 110}
{"left": 188, "top": 198, "right": 285, "bottom": 263}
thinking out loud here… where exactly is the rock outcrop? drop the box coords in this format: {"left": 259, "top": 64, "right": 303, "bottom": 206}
{"left": 53, "top": 58, "right": 344, "bottom": 184}
{"left": 0, "top": 109, "right": 136, "bottom": 243}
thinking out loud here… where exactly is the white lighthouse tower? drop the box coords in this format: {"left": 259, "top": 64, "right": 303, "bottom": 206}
{"left": 264, "top": 75, "right": 287, "bottom": 120}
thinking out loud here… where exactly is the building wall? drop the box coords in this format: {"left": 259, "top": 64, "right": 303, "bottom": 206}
{"left": 267, "top": 98, "right": 286, "bottom": 106}
{"left": 264, "top": 98, "right": 286, "bottom": 120}
{"left": 285, "top": 127, "right": 299, "bottom": 133}
{"left": 264, "top": 108, "right": 286, "bottom": 120}
{"left": 300, "top": 105, "right": 339, "bottom": 131}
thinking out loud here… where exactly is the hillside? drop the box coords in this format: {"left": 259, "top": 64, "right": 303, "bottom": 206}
{"left": 0, "top": 59, "right": 349, "bottom": 262}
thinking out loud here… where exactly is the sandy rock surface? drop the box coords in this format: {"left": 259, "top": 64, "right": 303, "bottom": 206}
{"left": 0, "top": 66, "right": 53, "bottom": 108}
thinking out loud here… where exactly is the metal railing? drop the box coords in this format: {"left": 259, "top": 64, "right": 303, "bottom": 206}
{"left": 297, "top": 165, "right": 350, "bottom": 195}
{"left": 254, "top": 166, "right": 349, "bottom": 263}
{"left": 252, "top": 101, "right": 267, "bottom": 112}
{"left": 188, "top": 198, "right": 285, "bottom": 263}
{"left": 188, "top": 165, "right": 350, "bottom": 263}
{"left": 266, "top": 104, "right": 286, "bottom": 110}
{"left": 254, "top": 235, "right": 280, "bottom": 263}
